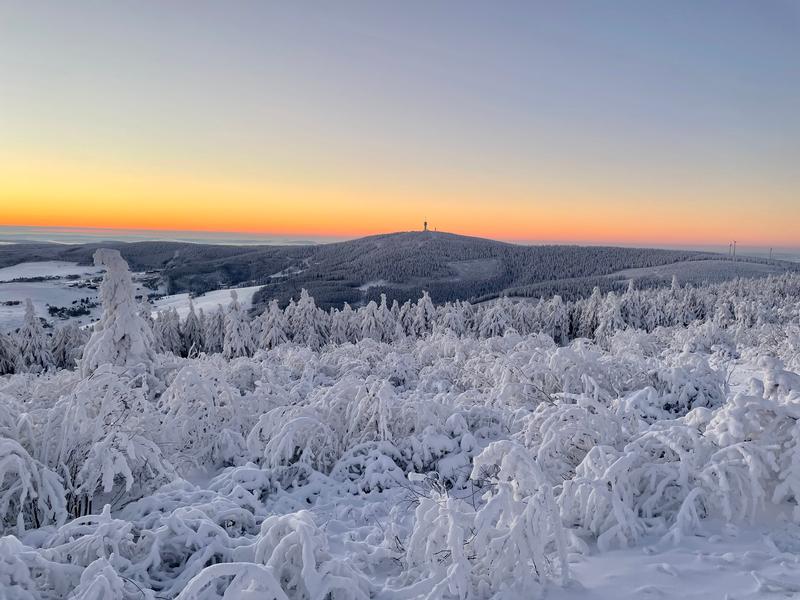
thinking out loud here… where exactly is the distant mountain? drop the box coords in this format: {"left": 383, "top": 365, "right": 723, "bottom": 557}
{"left": 10, "top": 229, "right": 796, "bottom": 310}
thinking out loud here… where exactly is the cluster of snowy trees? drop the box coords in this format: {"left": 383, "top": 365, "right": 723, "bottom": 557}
{"left": 1, "top": 249, "right": 800, "bottom": 599}
{"left": 153, "top": 271, "right": 800, "bottom": 360}
{"left": 0, "top": 300, "right": 87, "bottom": 375}
{"left": 4, "top": 268, "right": 799, "bottom": 376}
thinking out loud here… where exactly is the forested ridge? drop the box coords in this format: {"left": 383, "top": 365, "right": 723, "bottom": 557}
{"left": 3, "top": 231, "right": 769, "bottom": 310}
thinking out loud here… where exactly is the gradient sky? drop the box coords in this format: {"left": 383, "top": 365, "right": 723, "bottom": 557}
{"left": 1, "top": 1, "right": 798, "bottom": 245}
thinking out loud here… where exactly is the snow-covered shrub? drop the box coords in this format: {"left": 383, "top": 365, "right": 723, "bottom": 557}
{"left": 68, "top": 557, "right": 153, "bottom": 600}
{"left": 522, "top": 392, "right": 626, "bottom": 482}
{"left": 44, "top": 505, "right": 135, "bottom": 570}
{"left": 176, "top": 563, "right": 287, "bottom": 600}
{"left": 160, "top": 364, "right": 244, "bottom": 469}
{"left": 1, "top": 270, "right": 799, "bottom": 596}
{"left": 252, "top": 510, "right": 370, "bottom": 599}
{"left": 330, "top": 441, "right": 407, "bottom": 493}
{"left": 0, "top": 535, "right": 80, "bottom": 599}
{"left": 401, "top": 441, "right": 569, "bottom": 596}
{"left": 0, "top": 438, "right": 66, "bottom": 534}
{"left": 247, "top": 409, "right": 339, "bottom": 472}
{"left": 38, "top": 367, "right": 174, "bottom": 516}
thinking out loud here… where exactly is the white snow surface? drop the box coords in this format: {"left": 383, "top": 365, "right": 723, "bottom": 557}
{"left": 2, "top": 273, "right": 800, "bottom": 599}
{"left": 0, "top": 261, "right": 103, "bottom": 283}
{"left": 0, "top": 282, "right": 99, "bottom": 329}
{"left": 0, "top": 261, "right": 155, "bottom": 330}
{"left": 153, "top": 285, "right": 262, "bottom": 319}
{"left": 549, "top": 521, "right": 800, "bottom": 599}
{"left": 0, "top": 262, "right": 106, "bottom": 329}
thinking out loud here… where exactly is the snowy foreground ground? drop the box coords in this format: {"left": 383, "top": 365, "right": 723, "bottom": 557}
{"left": 2, "top": 250, "right": 800, "bottom": 599}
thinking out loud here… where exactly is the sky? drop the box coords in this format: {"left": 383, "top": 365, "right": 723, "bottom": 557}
{"left": 0, "top": 1, "right": 798, "bottom": 246}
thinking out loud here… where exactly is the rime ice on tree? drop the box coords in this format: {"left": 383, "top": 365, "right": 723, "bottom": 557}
{"left": 17, "top": 298, "right": 53, "bottom": 373}
{"left": 80, "top": 249, "right": 156, "bottom": 376}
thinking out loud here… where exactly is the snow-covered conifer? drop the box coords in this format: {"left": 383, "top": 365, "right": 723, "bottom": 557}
{"left": 51, "top": 322, "right": 87, "bottom": 370}
{"left": 80, "top": 248, "right": 156, "bottom": 376}
{"left": 411, "top": 291, "right": 436, "bottom": 337}
{"left": 578, "top": 287, "right": 603, "bottom": 339}
{"left": 257, "top": 299, "right": 289, "bottom": 350}
{"left": 329, "top": 308, "right": 350, "bottom": 345}
{"left": 360, "top": 300, "right": 383, "bottom": 341}
{"left": 291, "top": 289, "right": 327, "bottom": 350}
{"left": 182, "top": 299, "right": 204, "bottom": 357}
{"left": 204, "top": 306, "right": 225, "bottom": 354}
{"left": 223, "top": 291, "right": 254, "bottom": 359}
{"left": 479, "top": 297, "right": 512, "bottom": 338}
{"left": 0, "top": 332, "right": 17, "bottom": 375}
{"left": 17, "top": 299, "right": 53, "bottom": 373}
{"left": 154, "top": 308, "right": 182, "bottom": 356}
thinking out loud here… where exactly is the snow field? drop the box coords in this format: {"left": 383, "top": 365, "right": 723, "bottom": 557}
{"left": 153, "top": 286, "right": 263, "bottom": 320}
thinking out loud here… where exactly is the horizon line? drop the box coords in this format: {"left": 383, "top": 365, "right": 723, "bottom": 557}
{"left": 0, "top": 222, "right": 797, "bottom": 251}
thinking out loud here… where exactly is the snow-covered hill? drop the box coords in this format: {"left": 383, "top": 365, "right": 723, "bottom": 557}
{"left": 8, "top": 231, "right": 793, "bottom": 313}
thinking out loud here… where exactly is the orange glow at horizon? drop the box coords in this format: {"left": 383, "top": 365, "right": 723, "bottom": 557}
{"left": 1, "top": 153, "right": 797, "bottom": 248}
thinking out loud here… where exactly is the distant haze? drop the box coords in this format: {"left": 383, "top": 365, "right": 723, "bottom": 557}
{"left": 0, "top": 225, "right": 337, "bottom": 246}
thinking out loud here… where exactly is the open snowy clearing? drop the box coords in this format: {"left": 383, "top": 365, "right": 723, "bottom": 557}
{"left": 613, "top": 259, "right": 787, "bottom": 284}
{"left": 153, "top": 285, "right": 263, "bottom": 319}
{"left": 0, "top": 261, "right": 155, "bottom": 330}
{"left": 0, "top": 261, "right": 104, "bottom": 283}
{"left": 0, "top": 282, "right": 100, "bottom": 329}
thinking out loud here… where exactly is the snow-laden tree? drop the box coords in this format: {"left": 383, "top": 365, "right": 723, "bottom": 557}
{"left": 595, "top": 291, "right": 626, "bottom": 346}
{"left": 138, "top": 299, "right": 156, "bottom": 335}
{"left": 479, "top": 296, "right": 513, "bottom": 338}
{"left": 284, "top": 298, "right": 298, "bottom": 338}
{"left": 155, "top": 308, "right": 182, "bottom": 356}
{"left": 51, "top": 322, "right": 88, "bottom": 370}
{"left": 257, "top": 299, "right": 289, "bottom": 350}
{"left": 17, "top": 299, "right": 53, "bottom": 373}
{"left": 398, "top": 300, "right": 414, "bottom": 335}
{"left": 329, "top": 308, "right": 350, "bottom": 345}
{"left": 411, "top": 291, "right": 436, "bottom": 337}
{"left": 0, "top": 331, "right": 18, "bottom": 375}
{"left": 341, "top": 303, "right": 358, "bottom": 342}
{"left": 291, "top": 289, "right": 327, "bottom": 350}
{"left": 359, "top": 300, "right": 383, "bottom": 341}
{"left": 81, "top": 249, "right": 156, "bottom": 377}
{"left": 223, "top": 291, "right": 254, "bottom": 359}
{"left": 545, "top": 295, "right": 570, "bottom": 345}
{"left": 377, "top": 294, "right": 395, "bottom": 341}
{"left": 181, "top": 300, "right": 204, "bottom": 357}
{"left": 204, "top": 306, "right": 225, "bottom": 354}
{"left": 439, "top": 302, "right": 466, "bottom": 336}
{"left": 578, "top": 286, "right": 603, "bottom": 339}
{"left": 621, "top": 279, "right": 644, "bottom": 330}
